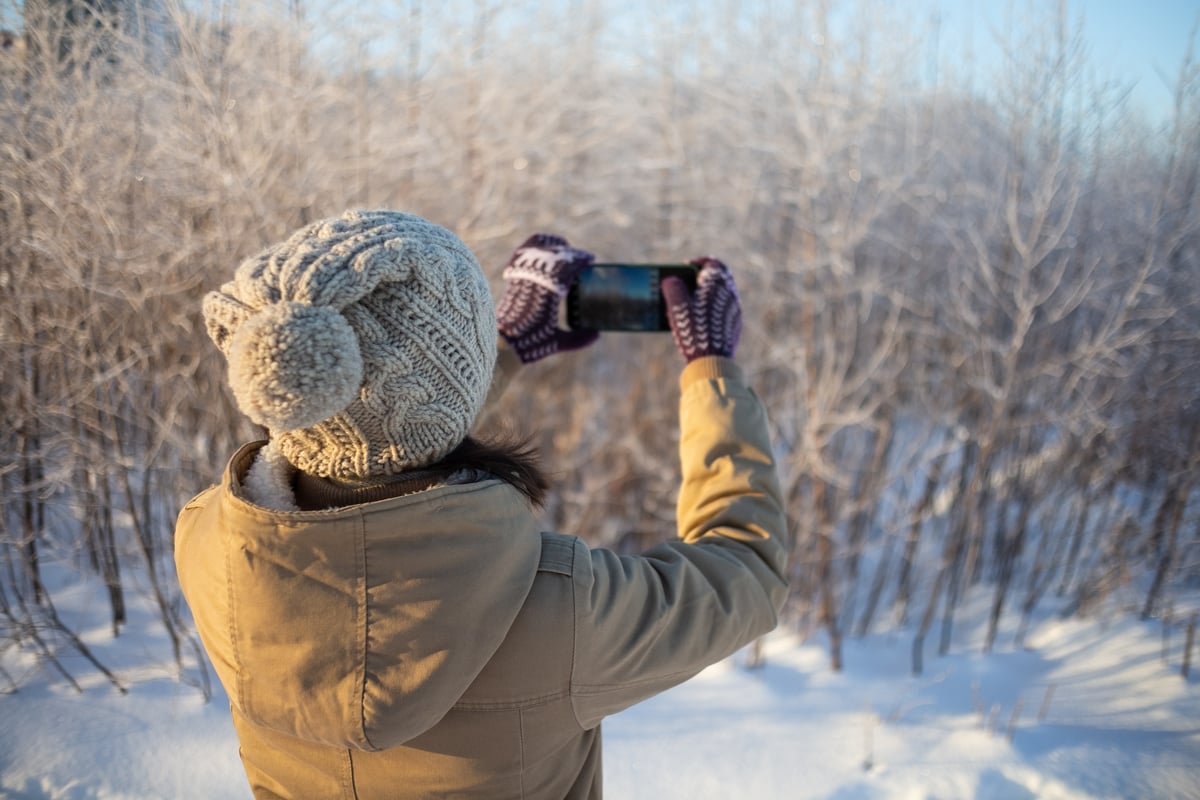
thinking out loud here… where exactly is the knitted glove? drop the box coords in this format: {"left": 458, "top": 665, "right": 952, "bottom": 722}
{"left": 496, "top": 233, "right": 600, "bottom": 363}
{"left": 661, "top": 257, "right": 742, "bottom": 361}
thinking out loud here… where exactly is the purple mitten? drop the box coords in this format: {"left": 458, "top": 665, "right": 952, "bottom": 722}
{"left": 661, "top": 257, "right": 742, "bottom": 361}
{"left": 496, "top": 234, "right": 600, "bottom": 364}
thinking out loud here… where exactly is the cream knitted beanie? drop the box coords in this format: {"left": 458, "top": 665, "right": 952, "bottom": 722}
{"left": 202, "top": 210, "right": 496, "bottom": 478}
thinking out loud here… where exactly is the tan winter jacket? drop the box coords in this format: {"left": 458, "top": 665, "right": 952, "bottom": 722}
{"left": 175, "top": 353, "right": 788, "bottom": 799}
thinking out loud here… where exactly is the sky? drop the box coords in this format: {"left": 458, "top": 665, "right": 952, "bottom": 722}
{"left": 1084, "top": 0, "right": 1198, "bottom": 119}
{"left": 923, "top": 0, "right": 1200, "bottom": 125}
{"left": 1, "top": 0, "right": 1195, "bottom": 127}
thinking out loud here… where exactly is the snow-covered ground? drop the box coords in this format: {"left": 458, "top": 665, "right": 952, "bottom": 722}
{"left": 2, "top": 576, "right": 1198, "bottom": 799}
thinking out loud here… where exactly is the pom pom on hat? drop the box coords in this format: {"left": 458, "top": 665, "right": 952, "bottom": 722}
{"left": 228, "top": 302, "right": 363, "bottom": 432}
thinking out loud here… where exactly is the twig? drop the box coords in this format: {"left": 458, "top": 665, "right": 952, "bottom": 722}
{"left": 1183, "top": 614, "right": 1196, "bottom": 680}
{"left": 1006, "top": 697, "right": 1025, "bottom": 741}
{"left": 1038, "top": 683, "right": 1056, "bottom": 721}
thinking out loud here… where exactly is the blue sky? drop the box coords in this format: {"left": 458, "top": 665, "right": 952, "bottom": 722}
{"left": 2, "top": 0, "right": 1193, "bottom": 125}
{"left": 1081, "top": 0, "right": 1198, "bottom": 117}
{"left": 925, "top": 0, "right": 1199, "bottom": 125}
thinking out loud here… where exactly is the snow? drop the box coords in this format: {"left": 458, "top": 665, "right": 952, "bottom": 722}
{"left": 607, "top": 617, "right": 1200, "bottom": 799}
{"left": 2, "top": 578, "right": 1198, "bottom": 799}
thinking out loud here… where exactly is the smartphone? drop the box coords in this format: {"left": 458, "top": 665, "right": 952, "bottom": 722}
{"left": 566, "top": 263, "right": 698, "bottom": 332}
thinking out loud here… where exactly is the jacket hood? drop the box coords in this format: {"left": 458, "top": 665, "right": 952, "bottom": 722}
{"left": 178, "top": 442, "right": 543, "bottom": 751}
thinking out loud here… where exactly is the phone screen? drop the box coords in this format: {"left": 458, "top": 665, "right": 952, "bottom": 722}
{"left": 567, "top": 264, "right": 696, "bottom": 332}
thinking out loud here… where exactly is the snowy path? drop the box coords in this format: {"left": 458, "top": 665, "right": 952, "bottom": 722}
{"left": 2, "top": 588, "right": 1198, "bottom": 799}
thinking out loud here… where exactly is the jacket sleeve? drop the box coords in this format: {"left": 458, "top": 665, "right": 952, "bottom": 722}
{"left": 569, "top": 356, "right": 789, "bottom": 728}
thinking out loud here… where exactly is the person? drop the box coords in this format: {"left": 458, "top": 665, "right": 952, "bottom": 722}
{"left": 175, "top": 210, "right": 788, "bottom": 799}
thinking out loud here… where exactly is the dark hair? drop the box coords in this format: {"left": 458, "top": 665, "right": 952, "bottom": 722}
{"left": 439, "top": 434, "right": 549, "bottom": 509}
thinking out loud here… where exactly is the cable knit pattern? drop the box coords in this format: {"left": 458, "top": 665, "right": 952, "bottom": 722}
{"left": 662, "top": 257, "right": 742, "bottom": 361}
{"left": 496, "top": 234, "right": 599, "bottom": 363}
{"left": 202, "top": 210, "right": 496, "bottom": 478}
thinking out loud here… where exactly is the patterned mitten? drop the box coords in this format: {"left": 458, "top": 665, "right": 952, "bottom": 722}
{"left": 496, "top": 234, "right": 600, "bottom": 363}
{"left": 661, "top": 257, "right": 742, "bottom": 361}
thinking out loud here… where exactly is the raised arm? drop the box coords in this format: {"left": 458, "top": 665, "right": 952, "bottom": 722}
{"left": 568, "top": 258, "right": 788, "bottom": 727}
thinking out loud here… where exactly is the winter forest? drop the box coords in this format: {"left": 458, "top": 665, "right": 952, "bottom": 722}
{"left": 1, "top": 0, "right": 1198, "bottom": 704}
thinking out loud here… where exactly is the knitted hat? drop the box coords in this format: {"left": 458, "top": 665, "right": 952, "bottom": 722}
{"left": 202, "top": 210, "right": 496, "bottom": 478}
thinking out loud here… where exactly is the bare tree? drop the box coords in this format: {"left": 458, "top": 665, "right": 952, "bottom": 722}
{"left": 2, "top": 0, "right": 1198, "bottom": 693}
